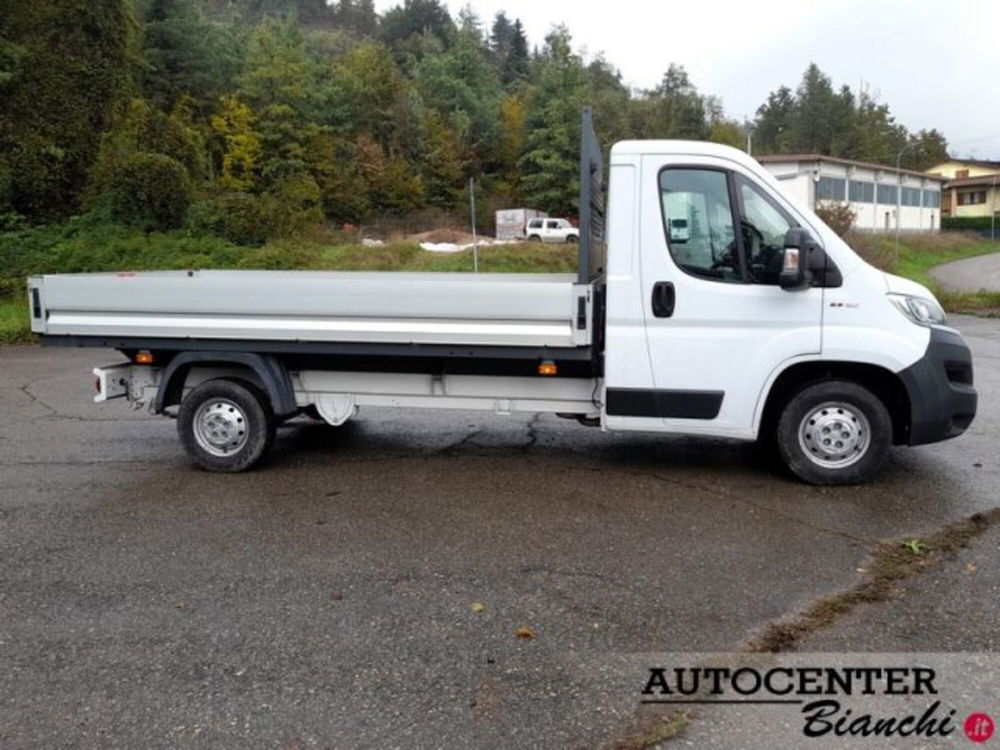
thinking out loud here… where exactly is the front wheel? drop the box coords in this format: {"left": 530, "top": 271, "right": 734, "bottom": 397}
{"left": 178, "top": 379, "right": 275, "bottom": 472}
{"left": 776, "top": 380, "right": 892, "bottom": 485}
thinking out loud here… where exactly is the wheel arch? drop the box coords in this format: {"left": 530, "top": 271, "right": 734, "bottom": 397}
{"left": 155, "top": 352, "right": 298, "bottom": 418}
{"left": 757, "top": 360, "right": 912, "bottom": 445}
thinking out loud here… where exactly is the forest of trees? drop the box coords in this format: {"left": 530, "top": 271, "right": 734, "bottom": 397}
{"left": 0, "top": 0, "right": 952, "bottom": 241}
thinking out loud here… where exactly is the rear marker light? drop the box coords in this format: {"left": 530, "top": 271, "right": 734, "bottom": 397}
{"left": 135, "top": 351, "right": 154, "bottom": 365}
{"left": 538, "top": 360, "right": 557, "bottom": 376}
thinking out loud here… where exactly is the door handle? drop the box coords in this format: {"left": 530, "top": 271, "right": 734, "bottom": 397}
{"left": 652, "top": 281, "right": 675, "bottom": 318}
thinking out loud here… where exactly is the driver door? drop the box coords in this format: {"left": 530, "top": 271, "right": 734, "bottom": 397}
{"left": 638, "top": 154, "right": 823, "bottom": 438}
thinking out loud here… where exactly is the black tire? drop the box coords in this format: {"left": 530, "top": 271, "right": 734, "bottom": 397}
{"left": 776, "top": 380, "right": 892, "bottom": 485}
{"left": 566, "top": 234, "right": 579, "bottom": 244}
{"left": 177, "top": 379, "right": 275, "bottom": 473}
{"left": 528, "top": 234, "right": 541, "bottom": 242}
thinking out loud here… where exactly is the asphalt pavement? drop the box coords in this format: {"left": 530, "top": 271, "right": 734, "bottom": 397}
{"left": 1, "top": 315, "right": 998, "bottom": 749}
{"left": 929, "top": 250, "right": 1000, "bottom": 292}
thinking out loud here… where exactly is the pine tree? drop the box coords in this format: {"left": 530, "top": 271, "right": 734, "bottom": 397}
{"left": 635, "top": 64, "right": 709, "bottom": 140}
{"left": 141, "top": 0, "right": 240, "bottom": 112}
{"left": 505, "top": 20, "right": 529, "bottom": 87}
{"left": 420, "top": 111, "right": 465, "bottom": 207}
{"left": 753, "top": 86, "right": 795, "bottom": 153}
{"left": 331, "top": 0, "right": 379, "bottom": 36}
{"left": 793, "top": 63, "right": 836, "bottom": 153}
{"left": 518, "top": 26, "right": 587, "bottom": 215}
{"left": 381, "top": 0, "right": 455, "bottom": 49}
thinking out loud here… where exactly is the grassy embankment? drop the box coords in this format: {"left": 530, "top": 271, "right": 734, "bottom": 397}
{"left": 1, "top": 223, "right": 997, "bottom": 345}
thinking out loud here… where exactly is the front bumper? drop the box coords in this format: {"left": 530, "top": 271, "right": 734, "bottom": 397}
{"left": 898, "top": 326, "right": 977, "bottom": 446}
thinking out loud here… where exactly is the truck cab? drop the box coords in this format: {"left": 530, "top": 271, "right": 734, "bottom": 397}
{"left": 600, "top": 138, "right": 976, "bottom": 482}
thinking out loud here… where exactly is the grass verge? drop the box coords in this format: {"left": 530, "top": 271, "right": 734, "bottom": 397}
{"left": 744, "top": 508, "right": 1000, "bottom": 653}
{"left": 0, "top": 297, "right": 34, "bottom": 345}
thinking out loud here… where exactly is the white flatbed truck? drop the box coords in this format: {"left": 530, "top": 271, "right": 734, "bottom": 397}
{"left": 28, "top": 110, "right": 977, "bottom": 484}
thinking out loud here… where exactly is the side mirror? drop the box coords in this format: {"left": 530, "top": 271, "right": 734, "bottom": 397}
{"left": 779, "top": 228, "right": 817, "bottom": 291}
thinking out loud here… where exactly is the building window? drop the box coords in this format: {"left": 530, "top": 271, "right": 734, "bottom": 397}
{"left": 901, "top": 187, "right": 922, "bottom": 207}
{"left": 848, "top": 180, "right": 874, "bottom": 203}
{"left": 958, "top": 191, "right": 987, "bottom": 206}
{"left": 876, "top": 184, "right": 898, "bottom": 205}
{"left": 816, "top": 176, "right": 846, "bottom": 201}
{"left": 923, "top": 190, "right": 941, "bottom": 208}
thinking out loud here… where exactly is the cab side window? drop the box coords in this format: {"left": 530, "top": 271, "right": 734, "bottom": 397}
{"left": 737, "top": 175, "right": 795, "bottom": 285}
{"left": 659, "top": 168, "right": 741, "bottom": 282}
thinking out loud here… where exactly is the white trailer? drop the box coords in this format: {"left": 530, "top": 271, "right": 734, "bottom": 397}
{"left": 28, "top": 110, "right": 977, "bottom": 484}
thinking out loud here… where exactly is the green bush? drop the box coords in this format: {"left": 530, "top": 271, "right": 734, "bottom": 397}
{"left": 0, "top": 217, "right": 245, "bottom": 279}
{"left": 942, "top": 216, "right": 998, "bottom": 231}
{"left": 238, "top": 241, "right": 324, "bottom": 270}
{"left": 265, "top": 173, "right": 324, "bottom": 238}
{"left": 188, "top": 176, "right": 324, "bottom": 245}
{"left": 188, "top": 192, "right": 273, "bottom": 246}
{"left": 0, "top": 277, "right": 24, "bottom": 300}
{"left": 815, "top": 202, "right": 857, "bottom": 237}
{"left": 107, "top": 152, "right": 192, "bottom": 231}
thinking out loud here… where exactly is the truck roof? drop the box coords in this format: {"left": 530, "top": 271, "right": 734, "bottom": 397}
{"left": 611, "top": 140, "right": 759, "bottom": 169}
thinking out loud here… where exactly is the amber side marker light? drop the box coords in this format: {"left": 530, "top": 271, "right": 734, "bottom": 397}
{"left": 135, "top": 351, "right": 154, "bottom": 365}
{"left": 538, "top": 360, "right": 557, "bottom": 376}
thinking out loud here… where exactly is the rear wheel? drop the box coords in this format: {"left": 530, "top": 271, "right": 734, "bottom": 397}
{"left": 178, "top": 379, "right": 275, "bottom": 472}
{"left": 776, "top": 380, "right": 892, "bottom": 485}
{"left": 528, "top": 234, "right": 541, "bottom": 242}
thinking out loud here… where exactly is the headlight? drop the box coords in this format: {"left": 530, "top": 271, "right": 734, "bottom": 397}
{"left": 887, "top": 293, "right": 947, "bottom": 327}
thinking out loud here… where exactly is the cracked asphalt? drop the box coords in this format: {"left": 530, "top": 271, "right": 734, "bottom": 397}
{"left": 1, "top": 315, "right": 998, "bottom": 749}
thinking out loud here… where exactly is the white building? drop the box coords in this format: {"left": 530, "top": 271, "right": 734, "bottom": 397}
{"left": 757, "top": 154, "right": 948, "bottom": 232}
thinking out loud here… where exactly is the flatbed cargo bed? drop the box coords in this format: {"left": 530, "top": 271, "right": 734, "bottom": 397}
{"left": 30, "top": 270, "right": 594, "bottom": 350}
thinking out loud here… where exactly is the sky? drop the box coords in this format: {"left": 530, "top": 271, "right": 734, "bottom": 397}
{"left": 372, "top": 0, "right": 1000, "bottom": 158}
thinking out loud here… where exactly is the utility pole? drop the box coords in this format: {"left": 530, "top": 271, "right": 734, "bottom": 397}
{"left": 895, "top": 142, "right": 916, "bottom": 263}
{"left": 469, "top": 177, "right": 479, "bottom": 273}
{"left": 993, "top": 173, "right": 997, "bottom": 243}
